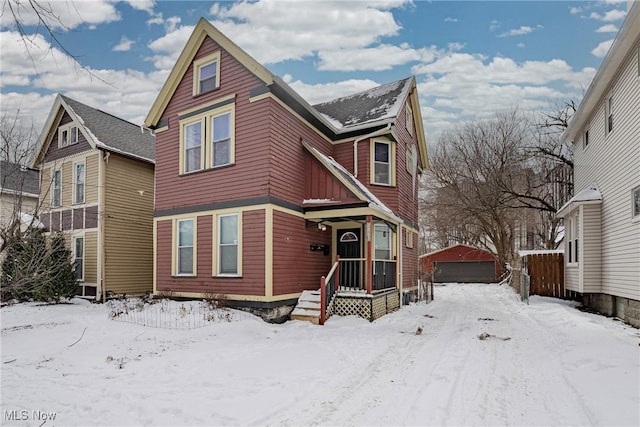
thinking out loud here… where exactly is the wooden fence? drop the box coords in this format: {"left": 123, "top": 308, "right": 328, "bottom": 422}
{"left": 522, "top": 253, "right": 579, "bottom": 300}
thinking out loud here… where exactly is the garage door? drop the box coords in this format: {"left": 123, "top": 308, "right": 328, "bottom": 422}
{"left": 433, "top": 261, "right": 495, "bottom": 283}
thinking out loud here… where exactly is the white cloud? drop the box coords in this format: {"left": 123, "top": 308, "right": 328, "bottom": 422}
{"left": 113, "top": 36, "right": 134, "bottom": 52}
{"left": 206, "top": 0, "right": 409, "bottom": 64}
{"left": 0, "top": 30, "right": 167, "bottom": 133}
{"left": 146, "top": 12, "right": 164, "bottom": 26}
{"left": 147, "top": 24, "right": 194, "bottom": 70}
{"left": 409, "top": 52, "right": 597, "bottom": 139}
{"left": 569, "top": 7, "right": 582, "bottom": 15}
{"left": 595, "top": 24, "right": 618, "bottom": 33}
{"left": 444, "top": 17, "right": 458, "bottom": 23}
{"left": 489, "top": 20, "right": 500, "bottom": 32}
{"left": 498, "top": 26, "right": 538, "bottom": 37}
{"left": 591, "top": 39, "right": 614, "bottom": 57}
{"left": 318, "top": 44, "right": 436, "bottom": 72}
{"left": 517, "top": 43, "right": 525, "bottom": 48}
{"left": 0, "top": 0, "right": 121, "bottom": 30}
{"left": 123, "top": 0, "right": 156, "bottom": 14}
{"left": 589, "top": 9, "right": 626, "bottom": 22}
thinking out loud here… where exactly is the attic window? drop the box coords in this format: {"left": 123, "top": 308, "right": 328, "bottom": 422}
{"left": 58, "top": 124, "right": 78, "bottom": 148}
{"left": 193, "top": 52, "right": 221, "bottom": 96}
{"left": 406, "top": 102, "right": 414, "bottom": 136}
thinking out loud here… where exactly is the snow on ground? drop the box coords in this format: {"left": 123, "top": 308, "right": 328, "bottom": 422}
{"left": 1, "top": 283, "right": 638, "bottom": 426}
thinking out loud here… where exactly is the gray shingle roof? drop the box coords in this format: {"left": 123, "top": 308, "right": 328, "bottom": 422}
{"left": 312, "top": 77, "right": 413, "bottom": 130}
{"left": 61, "top": 95, "right": 155, "bottom": 163}
{"left": 0, "top": 160, "right": 39, "bottom": 195}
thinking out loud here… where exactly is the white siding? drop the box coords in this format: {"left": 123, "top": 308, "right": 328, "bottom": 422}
{"left": 581, "top": 204, "right": 602, "bottom": 293}
{"left": 574, "top": 38, "right": 640, "bottom": 300}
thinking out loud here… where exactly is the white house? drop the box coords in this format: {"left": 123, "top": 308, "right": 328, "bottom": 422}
{"left": 557, "top": 0, "right": 639, "bottom": 327}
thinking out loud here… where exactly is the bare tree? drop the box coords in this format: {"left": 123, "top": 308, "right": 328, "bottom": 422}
{"left": 425, "top": 111, "right": 526, "bottom": 266}
{"left": 3, "top": 0, "right": 109, "bottom": 83}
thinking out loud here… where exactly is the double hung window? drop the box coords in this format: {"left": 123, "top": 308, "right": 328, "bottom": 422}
{"left": 373, "top": 141, "right": 391, "bottom": 185}
{"left": 218, "top": 214, "right": 238, "bottom": 275}
{"left": 74, "top": 163, "right": 85, "bottom": 204}
{"left": 180, "top": 103, "right": 234, "bottom": 174}
{"left": 74, "top": 236, "right": 84, "bottom": 281}
{"left": 52, "top": 169, "right": 61, "bottom": 207}
{"left": 177, "top": 219, "right": 195, "bottom": 275}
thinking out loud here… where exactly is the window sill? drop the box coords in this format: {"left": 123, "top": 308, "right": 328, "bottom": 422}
{"left": 193, "top": 87, "right": 220, "bottom": 98}
{"left": 371, "top": 182, "right": 395, "bottom": 188}
{"left": 173, "top": 274, "right": 196, "bottom": 278}
{"left": 214, "top": 274, "right": 241, "bottom": 278}
{"left": 567, "top": 263, "right": 579, "bottom": 268}
{"left": 180, "top": 163, "right": 235, "bottom": 177}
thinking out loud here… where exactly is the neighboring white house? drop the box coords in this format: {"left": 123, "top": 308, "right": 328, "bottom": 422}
{"left": 557, "top": 0, "right": 640, "bottom": 328}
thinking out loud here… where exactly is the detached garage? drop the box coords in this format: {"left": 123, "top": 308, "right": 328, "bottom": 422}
{"left": 420, "top": 244, "right": 502, "bottom": 283}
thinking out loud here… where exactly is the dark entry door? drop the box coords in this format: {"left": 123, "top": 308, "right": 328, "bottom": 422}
{"left": 337, "top": 228, "right": 361, "bottom": 289}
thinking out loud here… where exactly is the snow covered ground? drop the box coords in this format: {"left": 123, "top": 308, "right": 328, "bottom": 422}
{"left": 1, "top": 283, "right": 638, "bottom": 426}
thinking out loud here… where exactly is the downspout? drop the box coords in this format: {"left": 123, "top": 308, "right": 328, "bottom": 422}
{"left": 398, "top": 222, "right": 403, "bottom": 306}
{"left": 353, "top": 123, "right": 392, "bottom": 178}
{"left": 99, "top": 150, "right": 109, "bottom": 301}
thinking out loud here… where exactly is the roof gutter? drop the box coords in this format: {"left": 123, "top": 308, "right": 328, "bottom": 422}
{"left": 354, "top": 123, "right": 392, "bottom": 178}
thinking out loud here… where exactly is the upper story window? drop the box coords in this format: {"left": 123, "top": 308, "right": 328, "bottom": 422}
{"left": 184, "top": 122, "right": 203, "bottom": 173}
{"left": 193, "top": 52, "right": 221, "bottom": 96}
{"left": 52, "top": 169, "right": 62, "bottom": 207}
{"left": 606, "top": 96, "right": 614, "bottom": 135}
{"left": 372, "top": 140, "right": 393, "bottom": 186}
{"left": 74, "top": 162, "right": 85, "bottom": 204}
{"left": 176, "top": 218, "right": 195, "bottom": 276}
{"left": 633, "top": 186, "right": 640, "bottom": 218}
{"left": 58, "top": 124, "right": 78, "bottom": 148}
{"left": 211, "top": 112, "right": 231, "bottom": 167}
{"left": 179, "top": 101, "right": 235, "bottom": 175}
{"left": 405, "top": 102, "right": 414, "bottom": 136}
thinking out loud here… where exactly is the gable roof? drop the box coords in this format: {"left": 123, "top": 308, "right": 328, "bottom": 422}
{"left": 313, "top": 78, "right": 413, "bottom": 130}
{"left": 32, "top": 95, "right": 155, "bottom": 167}
{"left": 302, "top": 141, "right": 401, "bottom": 223}
{"left": 563, "top": 1, "right": 640, "bottom": 143}
{"left": 556, "top": 184, "right": 603, "bottom": 217}
{"left": 0, "top": 160, "right": 39, "bottom": 196}
{"left": 419, "top": 244, "right": 496, "bottom": 259}
{"left": 143, "top": 18, "right": 428, "bottom": 169}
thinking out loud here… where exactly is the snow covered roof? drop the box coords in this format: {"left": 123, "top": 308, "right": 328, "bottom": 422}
{"left": 302, "top": 141, "right": 400, "bottom": 222}
{"left": 60, "top": 95, "right": 155, "bottom": 163}
{"left": 556, "top": 184, "right": 602, "bottom": 217}
{"left": 313, "top": 77, "right": 413, "bottom": 130}
{"left": 0, "top": 161, "right": 39, "bottom": 196}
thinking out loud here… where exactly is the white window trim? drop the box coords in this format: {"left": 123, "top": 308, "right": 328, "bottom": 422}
{"left": 566, "top": 213, "right": 580, "bottom": 266}
{"left": 179, "top": 102, "right": 235, "bottom": 175}
{"left": 193, "top": 51, "right": 221, "bottom": 96}
{"left": 52, "top": 168, "right": 62, "bottom": 208}
{"left": 370, "top": 138, "right": 396, "bottom": 186}
{"left": 181, "top": 120, "right": 205, "bottom": 174}
{"left": 405, "top": 228, "right": 414, "bottom": 249}
{"left": 58, "top": 123, "right": 78, "bottom": 148}
{"left": 73, "top": 161, "right": 85, "bottom": 204}
{"left": 606, "top": 95, "right": 614, "bottom": 136}
{"left": 215, "top": 212, "right": 242, "bottom": 277}
{"left": 374, "top": 224, "right": 392, "bottom": 260}
{"left": 175, "top": 218, "right": 197, "bottom": 276}
{"left": 632, "top": 186, "right": 640, "bottom": 222}
{"left": 583, "top": 129, "right": 590, "bottom": 148}
{"left": 73, "top": 235, "right": 85, "bottom": 282}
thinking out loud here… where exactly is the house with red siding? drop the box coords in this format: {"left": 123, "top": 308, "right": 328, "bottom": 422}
{"left": 144, "top": 18, "right": 428, "bottom": 323}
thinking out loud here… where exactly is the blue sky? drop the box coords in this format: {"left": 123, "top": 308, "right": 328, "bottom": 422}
{"left": 0, "top": 0, "right": 631, "bottom": 143}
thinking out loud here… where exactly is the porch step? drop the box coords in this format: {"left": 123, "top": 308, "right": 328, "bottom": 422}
{"left": 290, "top": 290, "right": 322, "bottom": 324}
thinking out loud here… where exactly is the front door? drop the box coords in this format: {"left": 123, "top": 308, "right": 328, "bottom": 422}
{"left": 337, "top": 228, "right": 361, "bottom": 289}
